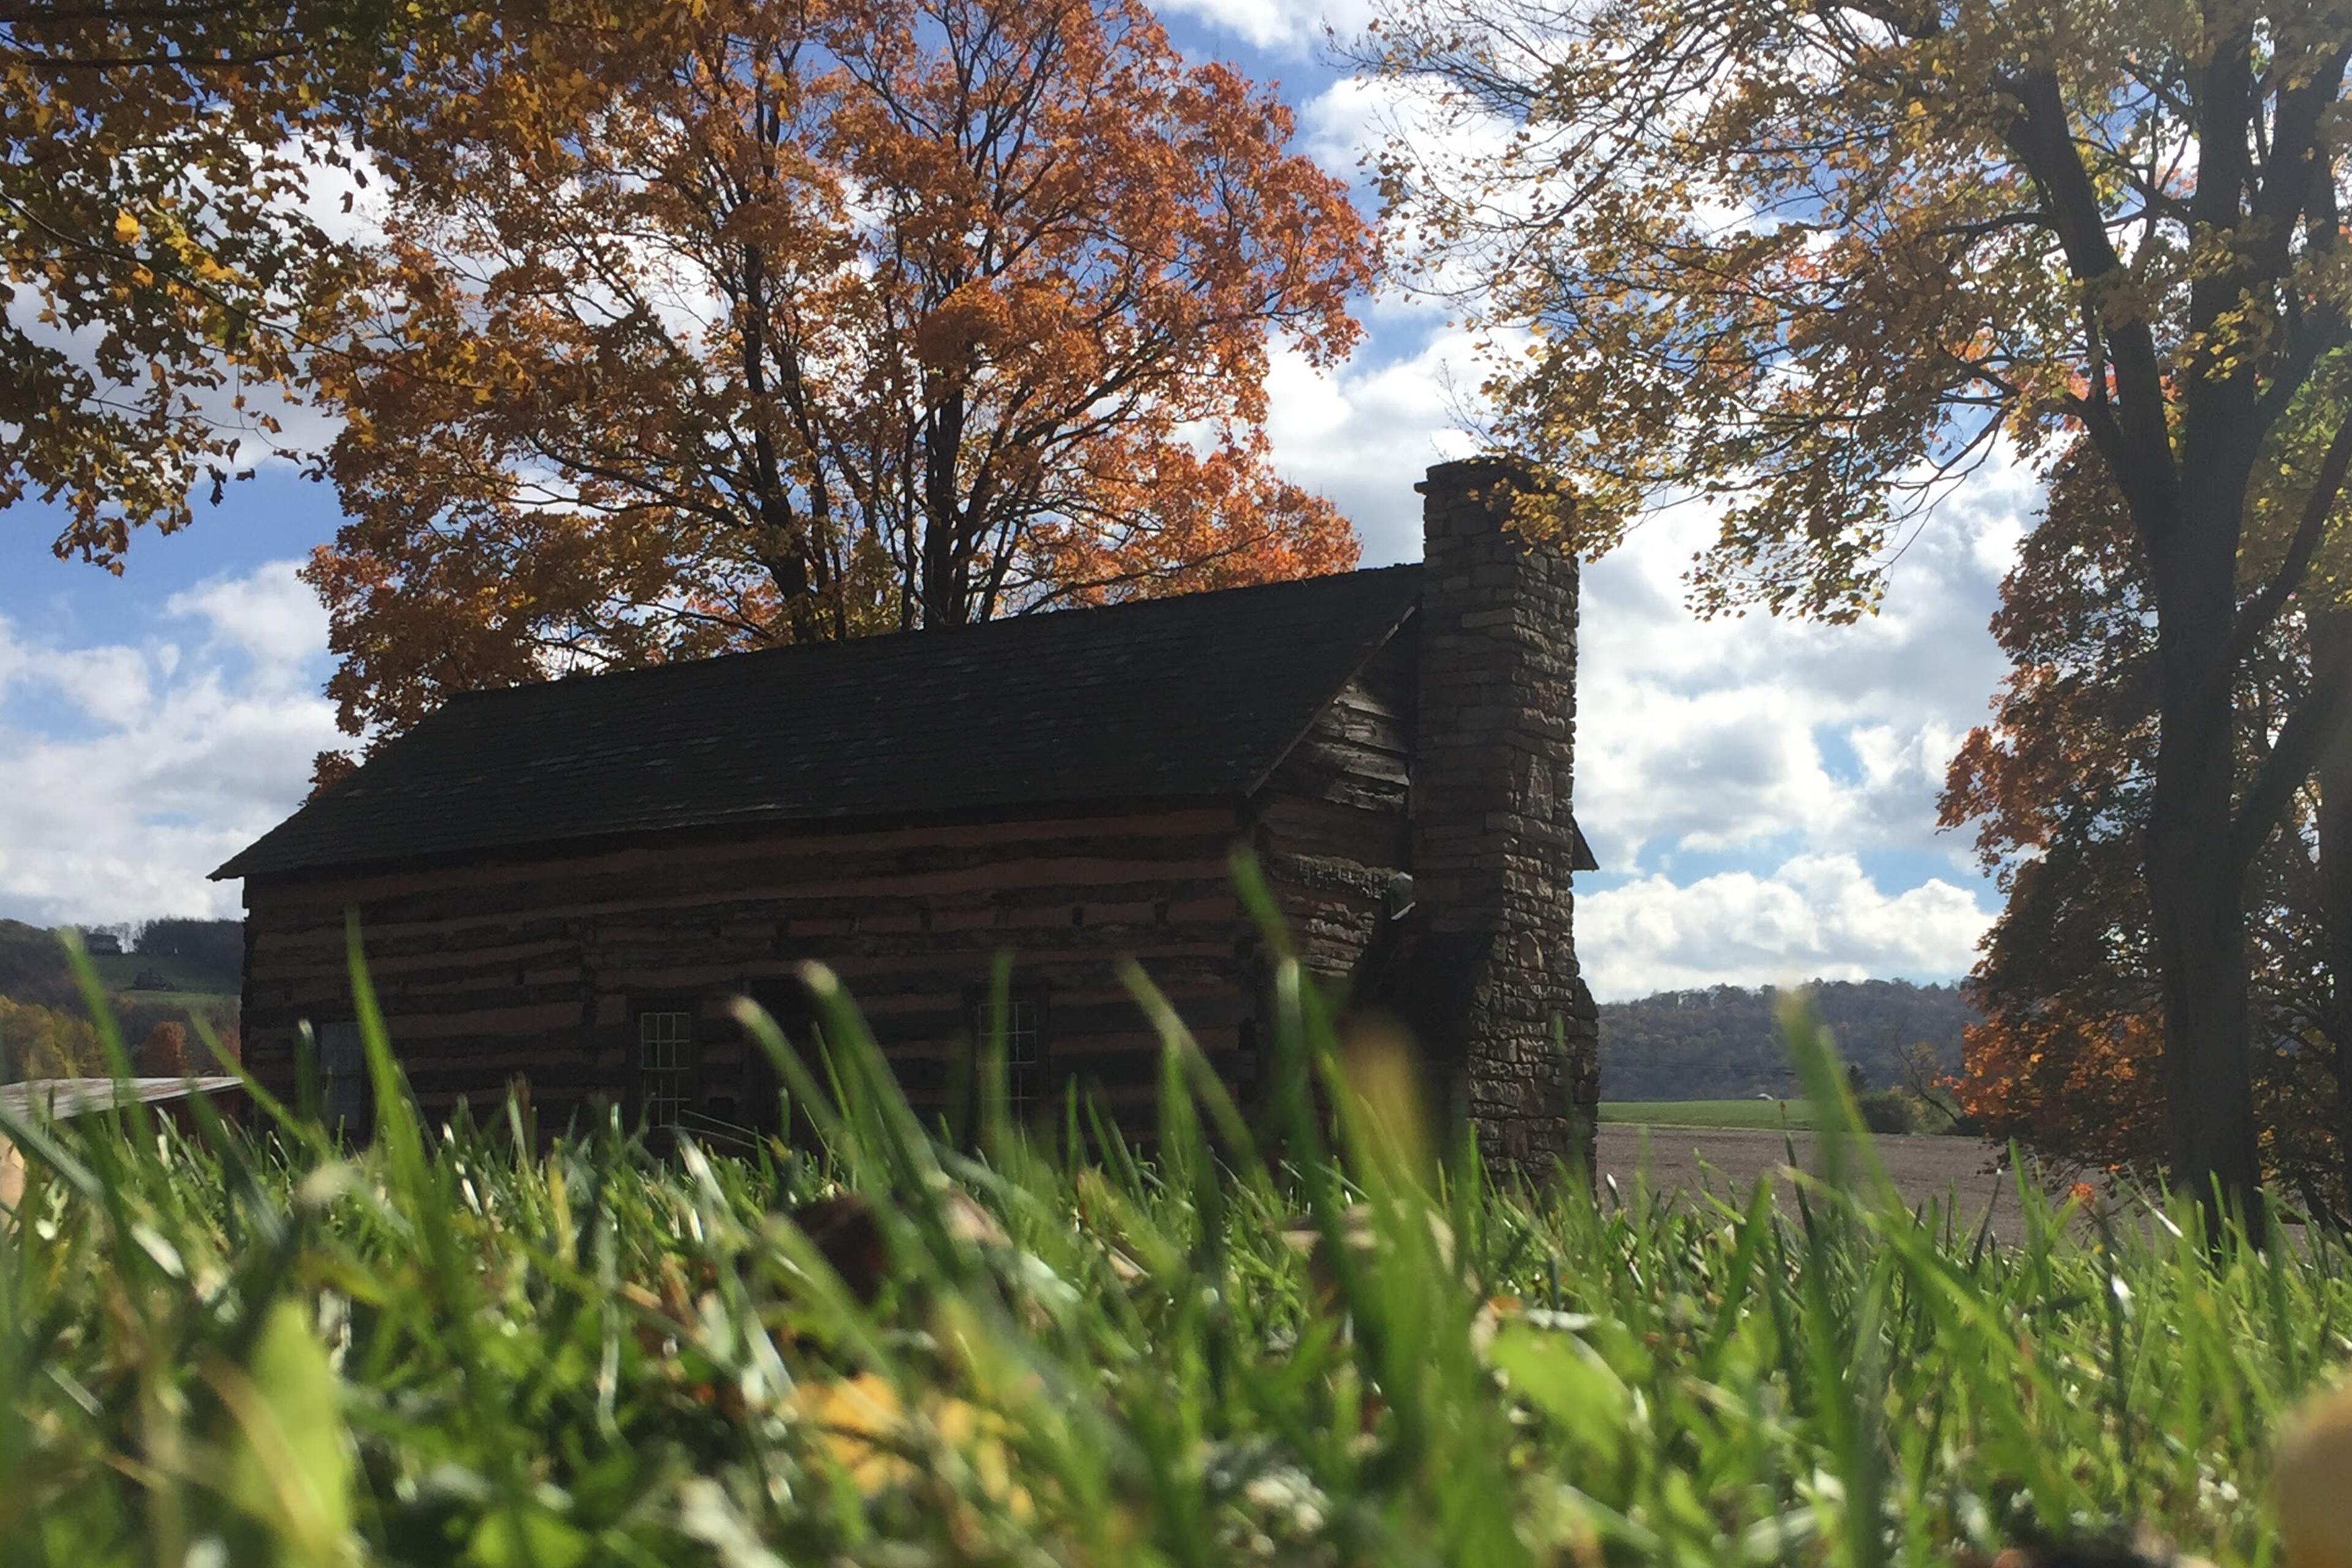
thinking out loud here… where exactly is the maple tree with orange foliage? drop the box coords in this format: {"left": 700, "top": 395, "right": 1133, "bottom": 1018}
{"left": 302, "top": 0, "right": 1373, "bottom": 767}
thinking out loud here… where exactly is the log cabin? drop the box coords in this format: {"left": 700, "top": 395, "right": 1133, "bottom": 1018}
{"left": 217, "top": 459, "right": 1602, "bottom": 1167}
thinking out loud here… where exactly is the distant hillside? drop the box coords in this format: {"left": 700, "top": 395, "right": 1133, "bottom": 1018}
{"left": 1600, "top": 979, "right": 1974, "bottom": 1101}
{"left": 0, "top": 919, "right": 89, "bottom": 1012}
{"left": 0, "top": 919, "right": 241, "bottom": 1078}
{"left": 0, "top": 918, "right": 243, "bottom": 1000}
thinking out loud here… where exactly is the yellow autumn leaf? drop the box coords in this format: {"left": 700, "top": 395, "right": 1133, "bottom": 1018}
{"left": 112, "top": 210, "right": 139, "bottom": 246}
{"left": 2277, "top": 1378, "right": 2352, "bottom": 1568}
{"left": 784, "top": 1373, "right": 1028, "bottom": 1516}
{"left": 786, "top": 1373, "right": 907, "bottom": 1494}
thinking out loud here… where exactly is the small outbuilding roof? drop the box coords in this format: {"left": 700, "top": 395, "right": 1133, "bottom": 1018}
{"left": 217, "top": 565, "right": 1430, "bottom": 881}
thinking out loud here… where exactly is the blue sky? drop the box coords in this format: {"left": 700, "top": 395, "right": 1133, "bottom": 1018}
{"left": 0, "top": 0, "right": 2030, "bottom": 1000}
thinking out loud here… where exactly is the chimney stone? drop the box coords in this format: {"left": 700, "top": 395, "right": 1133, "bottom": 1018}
{"left": 1410, "top": 457, "right": 1598, "bottom": 1173}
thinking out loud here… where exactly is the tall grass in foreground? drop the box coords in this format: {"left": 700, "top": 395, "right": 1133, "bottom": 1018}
{"left": 0, "top": 914, "right": 2343, "bottom": 1566}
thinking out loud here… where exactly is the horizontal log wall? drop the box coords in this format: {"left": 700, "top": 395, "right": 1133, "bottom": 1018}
{"left": 242, "top": 805, "right": 1254, "bottom": 1135}
{"left": 1254, "top": 631, "right": 1415, "bottom": 985}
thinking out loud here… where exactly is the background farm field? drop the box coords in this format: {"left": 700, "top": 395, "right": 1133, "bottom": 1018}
{"left": 1599, "top": 1097, "right": 1826, "bottom": 1129}
{"left": 1594, "top": 1124, "right": 2021, "bottom": 1239}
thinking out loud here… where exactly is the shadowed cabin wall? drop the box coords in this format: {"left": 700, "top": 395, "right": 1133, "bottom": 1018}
{"left": 239, "top": 805, "right": 1258, "bottom": 1134}
{"left": 1253, "top": 631, "right": 1415, "bottom": 984}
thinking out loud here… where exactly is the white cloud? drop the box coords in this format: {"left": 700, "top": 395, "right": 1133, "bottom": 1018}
{"left": 1297, "top": 73, "right": 1385, "bottom": 176}
{"left": 1577, "top": 854, "right": 1993, "bottom": 1000}
{"left": 1294, "top": 72, "right": 1534, "bottom": 306}
{"left": 1155, "top": 0, "right": 1374, "bottom": 56}
{"left": 0, "top": 560, "right": 338, "bottom": 925}
{"left": 1264, "top": 327, "right": 1490, "bottom": 562}
{"left": 1295, "top": 71, "right": 1474, "bottom": 190}
{"left": 1569, "top": 453, "right": 2030, "bottom": 888}
{"left": 40, "top": 644, "right": 155, "bottom": 729}
{"left": 167, "top": 559, "right": 331, "bottom": 666}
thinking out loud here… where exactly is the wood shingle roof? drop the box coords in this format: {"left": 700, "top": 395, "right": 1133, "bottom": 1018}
{"left": 217, "top": 565, "right": 1427, "bottom": 881}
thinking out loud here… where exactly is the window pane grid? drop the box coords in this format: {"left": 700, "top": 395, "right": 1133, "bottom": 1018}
{"left": 978, "top": 996, "right": 1046, "bottom": 1114}
{"left": 638, "top": 1010, "right": 695, "bottom": 1128}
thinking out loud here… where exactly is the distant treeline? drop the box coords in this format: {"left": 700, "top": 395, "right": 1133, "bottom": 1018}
{"left": 1600, "top": 980, "right": 1975, "bottom": 1101}
{"left": 134, "top": 917, "right": 245, "bottom": 976}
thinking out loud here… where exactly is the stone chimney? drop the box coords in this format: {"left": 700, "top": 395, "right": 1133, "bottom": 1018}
{"left": 1410, "top": 456, "right": 1598, "bottom": 1172}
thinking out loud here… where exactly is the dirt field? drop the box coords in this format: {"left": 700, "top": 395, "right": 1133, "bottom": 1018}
{"left": 1594, "top": 1125, "right": 2032, "bottom": 1237}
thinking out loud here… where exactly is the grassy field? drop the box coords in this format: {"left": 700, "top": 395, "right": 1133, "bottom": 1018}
{"left": 1600, "top": 1096, "right": 1827, "bottom": 1129}
{"left": 0, "top": 924, "right": 2339, "bottom": 1563}
{"left": 102, "top": 987, "right": 238, "bottom": 1012}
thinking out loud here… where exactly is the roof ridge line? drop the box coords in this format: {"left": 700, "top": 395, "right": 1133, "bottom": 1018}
{"left": 442, "top": 563, "right": 1425, "bottom": 703}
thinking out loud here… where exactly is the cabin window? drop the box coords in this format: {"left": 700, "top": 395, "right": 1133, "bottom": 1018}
{"left": 970, "top": 988, "right": 1049, "bottom": 1115}
{"left": 635, "top": 1008, "right": 697, "bottom": 1128}
{"left": 315, "top": 1020, "right": 368, "bottom": 1132}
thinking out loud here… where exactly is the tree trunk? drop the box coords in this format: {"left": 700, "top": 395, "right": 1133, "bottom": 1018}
{"left": 919, "top": 386, "right": 971, "bottom": 629}
{"left": 2313, "top": 611, "right": 2352, "bottom": 1213}
{"left": 2146, "top": 534, "right": 2264, "bottom": 1223}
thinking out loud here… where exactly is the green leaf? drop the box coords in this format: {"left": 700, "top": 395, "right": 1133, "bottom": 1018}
{"left": 466, "top": 1502, "right": 593, "bottom": 1568}
{"left": 224, "top": 1300, "right": 354, "bottom": 1564}
{"left": 1486, "top": 1319, "right": 1632, "bottom": 1469}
